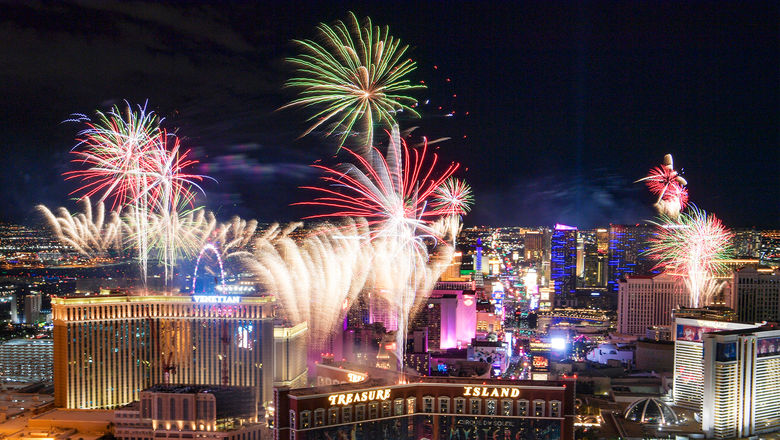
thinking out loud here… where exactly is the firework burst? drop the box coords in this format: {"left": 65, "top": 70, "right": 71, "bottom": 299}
{"left": 636, "top": 154, "right": 688, "bottom": 218}
{"left": 282, "top": 12, "right": 424, "bottom": 150}
{"left": 647, "top": 205, "right": 733, "bottom": 307}
{"left": 63, "top": 103, "right": 210, "bottom": 284}
{"left": 432, "top": 177, "right": 473, "bottom": 243}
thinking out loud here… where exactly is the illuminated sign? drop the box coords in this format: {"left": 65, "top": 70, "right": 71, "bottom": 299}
{"left": 532, "top": 355, "right": 549, "bottom": 370}
{"left": 346, "top": 372, "right": 366, "bottom": 383}
{"left": 463, "top": 386, "right": 521, "bottom": 398}
{"left": 192, "top": 295, "right": 240, "bottom": 304}
{"left": 327, "top": 388, "right": 391, "bottom": 406}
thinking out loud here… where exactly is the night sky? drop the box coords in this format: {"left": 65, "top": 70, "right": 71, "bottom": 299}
{"left": 1, "top": 1, "right": 777, "bottom": 228}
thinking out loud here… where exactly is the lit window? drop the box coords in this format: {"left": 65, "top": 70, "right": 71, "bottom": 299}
{"left": 299, "top": 411, "right": 310, "bottom": 429}
{"left": 394, "top": 399, "right": 404, "bottom": 416}
{"left": 501, "top": 399, "right": 513, "bottom": 416}
{"left": 314, "top": 408, "right": 325, "bottom": 426}
{"left": 486, "top": 399, "right": 497, "bottom": 415}
{"left": 355, "top": 404, "right": 366, "bottom": 421}
{"left": 406, "top": 397, "right": 416, "bottom": 414}
{"left": 438, "top": 397, "right": 450, "bottom": 413}
{"left": 454, "top": 397, "right": 466, "bottom": 414}
{"left": 533, "top": 400, "right": 545, "bottom": 417}
{"left": 368, "top": 402, "right": 378, "bottom": 419}
{"left": 549, "top": 400, "right": 561, "bottom": 418}
{"left": 422, "top": 396, "right": 434, "bottom": 413}
{"left": 328, "top": 407, "right": 339, "bottom": 425}
{"left": 342, "top": 406, "right": 352, "bottom": 423}
{"left": 469, "top": 398, "right": 481, "bottom": 415}
{"left": 517, "top": 400, "right": 529, "bottom": 416}
{"left": 381, "top": 401, "right": 391, "bottom": 418}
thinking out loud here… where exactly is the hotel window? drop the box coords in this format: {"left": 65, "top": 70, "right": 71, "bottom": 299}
{"left": 549, "top": 400, "right": 561, "bottom": 418}
{"left": 394, "top": 399, "right": 404, "bottom": 416}
{"left": 381, "top": 401, "right": 391, "bottom": 418}
{"left": 501, "top": 399, "right": 513, "bottom": 416}
{"left": 438, "top": 397, "right": 450, "bottom": 413}
{"left": 486, "top": 399, "right": 497, "bottom": 415}
{"left": 469, "top": 398, "right": 481, "bottom": 415}
{"left": 368, "top": 402, "right": 378, "bottom": 419}
{"left": 299, "top": 411, "right": 310, "bottom": 429}
{"left": 517, "top": 400, "right": 529, "bottom": 416}
{"left": 355, "top": 404, "right": 366, "bottom": 421}
{"left": 328, "top": 407, "right": 339, "bottom": 425}
{"left": 422, "top": 396, "right": 434, "bottom": 413}
{"left": 314, "top": 408, "right": 325, "bottom": 426}
{"left": 454, "top": 397, "right": 466, "bottom": 414}
{"left": 342, "top": 406, "right": 352, "bottom": 423}
{"left": 406, "top": 397, "right": 416, "bottom": 414}
{"left": 157, "top": 397, "right": 163, "bottom": 419}
{"left": 533, "top": 400, "right": 545, "bottom": 417}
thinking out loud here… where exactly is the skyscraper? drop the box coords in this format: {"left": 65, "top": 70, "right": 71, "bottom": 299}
{"left": 551, "top": 224, "right": 577, "bottom": 307}
{"left": 607, "top": 224, "right": 656, "bottom": 293}
{"left": 52, "top": 294, "right": 276, "bottom": 410}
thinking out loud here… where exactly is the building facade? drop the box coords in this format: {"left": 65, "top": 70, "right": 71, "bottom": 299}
{"left": 732, "top": 267, "right": 780, "bottom": 324}
{"left": 274, "top": 376, "right": 576, "bottom": 440}
{"left": 114, "top": 385, "right": 266, "bottom": 440}
{"left": 702, "top": 326, "right": 780, "bottom": 438}
{"left": 0, "top": 338, "right": 53, "bottom": 382}
{"left": 617, "top": 274, "right": 689, "bottom": 336}
{"left": 52, "top": 294, "right": 275, "bottom": 411}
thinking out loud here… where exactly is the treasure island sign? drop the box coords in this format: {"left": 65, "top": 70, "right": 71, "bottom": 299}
{"left": 463, "top": 386, "right": 522, "bottom": 398}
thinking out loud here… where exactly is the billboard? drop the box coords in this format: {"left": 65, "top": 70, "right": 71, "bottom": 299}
{"left": 757, "top": 337, "right": 780, "bottom": 358}
{"left": 676, "top": 324, "right": 721, "bottom": 343}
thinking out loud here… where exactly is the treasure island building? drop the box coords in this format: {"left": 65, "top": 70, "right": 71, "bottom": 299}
{"left": 274, "top": 375, "right": 575, "bottom": 440}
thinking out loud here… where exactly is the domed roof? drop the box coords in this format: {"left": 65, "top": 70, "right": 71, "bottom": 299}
{"left": 624, "top": 398, "right": 679, "bottom": 425}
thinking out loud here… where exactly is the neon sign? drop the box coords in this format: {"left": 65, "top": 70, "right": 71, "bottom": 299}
{"left": 346, "top": 373, "right": 366, "bottom": 383}
{"left": 463, "top": 386, "right": 521, "bottom": 398}
{"left": 327, "top": 388, "right": 391, "bottom": 406}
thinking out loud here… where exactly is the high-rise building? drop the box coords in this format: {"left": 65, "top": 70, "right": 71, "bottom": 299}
{"left": 732, "top": 267, "right": 780, "bottom": 324}
{"left": 52, "top": 294, "right": 276, "bottom": 411}
{"left": 24, "top": 293, "right": 42, "bottom": 324}
{"left": 617, "top": 274, "right": 690, "bottom": 336}
{"left": 582, "top": 231, "right": 608, "bottom": 288}
{"left": 607, "top": 224, "right": 656, "bottom": 292}
{"left": 551, "top": 224, "right": 577, "bottom": 307}
{"left": 0, "top": 338, "right": 53, "bottom": 382}
{"left": 524, "top": 231, "right": 545, "bottom": 262}
{"left": 672, "top": 317, "right": 757, "bottom": 411}
{"left": 701, "top": 325, "right": 780, "bottom": 438}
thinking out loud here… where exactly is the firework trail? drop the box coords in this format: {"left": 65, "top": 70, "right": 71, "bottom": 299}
{"left": 212, "top": 216, "right": 258, "bottom": 258}
{"left": 240, "top": 220, "right": 371, "bottom": 350}
{"left": 297, "top": 125, "right": 460, "bottom": 368}
{"left": 647, "top": 205, "right": 733, "bottom": 307}
{"left": 636, "top": 154, "right": 688, "bottom": 219}
{"left": 432, "top": 177, "right": 473, "bottom": 244}
{"left": 282, "top": 12, "right": 424, "bottom": 150}
{"left": 37, "top": 197, "right": 123, "bottom": 258}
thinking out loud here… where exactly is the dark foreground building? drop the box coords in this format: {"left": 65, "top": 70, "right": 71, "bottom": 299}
{"left": 274, "top": 376, "right": 575, "bottom": 440}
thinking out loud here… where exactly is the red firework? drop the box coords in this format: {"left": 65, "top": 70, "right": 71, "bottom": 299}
{"left": 295, "top": 128, "right": 459, "bottom": 234}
